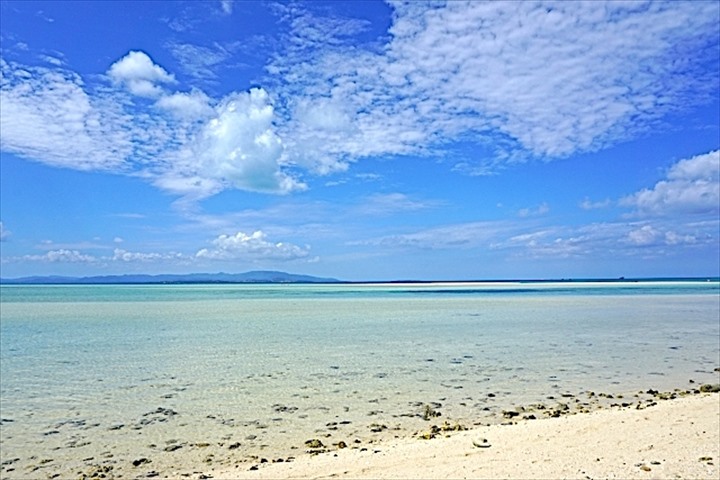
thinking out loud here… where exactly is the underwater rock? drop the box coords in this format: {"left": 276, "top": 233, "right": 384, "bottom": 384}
{"left": 699, "top": 384, "right": 720, "bottom": 393}
{"left": 422, "top": 404, "right": 441, "bottom": 420}
{"left": 368, "top": 423, "right": 388, "bottom": 433}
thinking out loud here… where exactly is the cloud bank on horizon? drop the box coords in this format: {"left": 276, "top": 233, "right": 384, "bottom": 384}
{"left": 0, "top": 0, "right": 718, "bottom": 279}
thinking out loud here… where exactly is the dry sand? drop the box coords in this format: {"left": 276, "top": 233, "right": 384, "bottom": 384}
{"left": 218, "top": 393, "right": 719, "bottom": 479}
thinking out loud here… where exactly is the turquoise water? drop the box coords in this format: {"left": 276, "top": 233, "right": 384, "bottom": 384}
{"left": 1, "top": 281, "right": 719, "bottom": 478}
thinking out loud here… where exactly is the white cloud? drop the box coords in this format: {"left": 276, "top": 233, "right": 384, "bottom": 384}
{"left": 165, "top": 88, "right": 305, "bottom": 197}
{"left": 155, "top": 89, "right": 215, "bottom": 120}
{"left": 355, "top": 193, "right": 437, "bottom": 216}
{"left": 621, "top": 150, "right": 720, "bottom": 216}
{"left": 269, "top": 1, "right": 719, "bottom": 170}
{"left": 626, "top": 225, "right": 662, "bottom": 246}
{"left": 2, "top": 3, "right": 718, "bottom": 206}
{"left": 0, "top": 222, "right": 10, "bottom": 241}
{"left": 0, "top": 60, "right": 132, "bottom": 171}
{"left": 220, "top": 0, "right": 233, "bottom": 15}
{"left": 518, "top": 202, "right": 550, "bottom": 218}
{"left": 196, "top": 230, "right": 311, "bottom": 261}
{"left": 112, "top": 248, "right": 187, "bottom": 263}
{"left": 1, "top": 56, "right": 302, "bottom": 199}
{"left": 356, "top": 216, "right": 716, "bottom": 262}
{"left": 167, "top": 42, "right": 234, "bottom": 81}
{"left": 353, "top": 221, "right": 516, "bottom": 249}
{"left": 39, "top": 54, "right": 64, "bottom": 66}
{"left": 580, "top": 198, "right": 612, "bottom": 210}
{"left": 494, "top": 221, "right": 711, "bottom": 259}
{"left": 21, "top": 249, "right": 97, "bottom": 263}
{"left": 107, "top": 51, "right": 176, "bottom": 98}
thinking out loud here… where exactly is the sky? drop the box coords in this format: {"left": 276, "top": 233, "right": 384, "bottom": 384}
{"left": 0, "top": 0, "right": 719, "bottom": 281}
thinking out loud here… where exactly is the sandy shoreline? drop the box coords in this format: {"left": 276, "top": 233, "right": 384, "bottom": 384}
{"left": 217, "top": 393, "right": 720, "bottom": 479}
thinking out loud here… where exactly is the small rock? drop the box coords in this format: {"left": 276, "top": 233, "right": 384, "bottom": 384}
{"left": 132, "top": 458, "right": 151, "bottom": 467}
{"left": 304, "top": 439, "right": 324, "bottom": 449}
{"left": 699, "top": 384, "right": 720, "bottom": 393}
{"left": 228, "top": 442, "right": 241, "bottom": 450}
{"left": 473, "top": 439, "right": 491, "bottom": 448}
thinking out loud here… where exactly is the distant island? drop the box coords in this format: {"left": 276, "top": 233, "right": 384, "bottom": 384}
{"left": 0, "top": 271, "right": 340, "bottom": 285}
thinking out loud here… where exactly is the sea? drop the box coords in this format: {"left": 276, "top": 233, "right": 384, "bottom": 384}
{"left": 1, "top": 281, "right": 719, "bottom": 478}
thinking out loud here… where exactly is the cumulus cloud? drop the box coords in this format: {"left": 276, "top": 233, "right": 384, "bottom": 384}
{"left": 621, "top": 150, "right": 720, "bottom": 216}
{"left": 155, "top": 89, "right": 214, "bottom": 120}
{"left": 4, "top": 233, "right": 311, "bottom": 265}
{"left": 112, "top": 248, "right": 188, "bottom": 262}
{"left": 196, "top": 230, "right": 311, "bottom": 261}
{"left": 626, "top": 225, "right": 663, "bottom": 246}
{"left": 107, "top": 50, "right": 176, "bottom": 97}
{"left": 165, "top": 88, "right": 305, "bottom": 197}
{"left": 355, "top": 215, "right": 716, "bottom": 262}
{"left": 2, "top": 3, "right": 718, "bottom": 204}
{"left": 21, "top": 249, "right": 97, "bottom": 263}
{"left": 1, "top": 55, "right": 302, "bottom": 199}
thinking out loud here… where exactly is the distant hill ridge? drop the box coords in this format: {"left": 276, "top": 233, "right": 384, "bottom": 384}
{"left": 0, "top": 271, "right": 340, "bottom": 284}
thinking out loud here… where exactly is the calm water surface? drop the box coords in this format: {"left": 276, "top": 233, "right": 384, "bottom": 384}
{"left": 1, "top": 281, "right": 718, "bottom": 478}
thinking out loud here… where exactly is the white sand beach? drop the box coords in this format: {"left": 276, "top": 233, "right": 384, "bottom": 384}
{"left": 222, "top": 393, "right": 720, "bottom": 479}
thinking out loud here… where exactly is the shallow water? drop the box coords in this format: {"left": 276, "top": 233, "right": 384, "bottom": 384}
{"left": 1, "top": 282, "right": 718, "bottom": 478}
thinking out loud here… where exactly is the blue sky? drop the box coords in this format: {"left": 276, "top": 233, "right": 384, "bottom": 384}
{"left": 1, "top": 0, "right": 719, "bottom": 281}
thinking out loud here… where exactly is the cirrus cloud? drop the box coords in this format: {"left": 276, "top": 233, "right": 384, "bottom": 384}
{"left": 269, "top": 1, "right": 719, "bottom": 172}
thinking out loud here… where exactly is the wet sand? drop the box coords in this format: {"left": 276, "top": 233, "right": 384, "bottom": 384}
{"left": 218, "top": 392, "right": 720, "bottom": 479}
